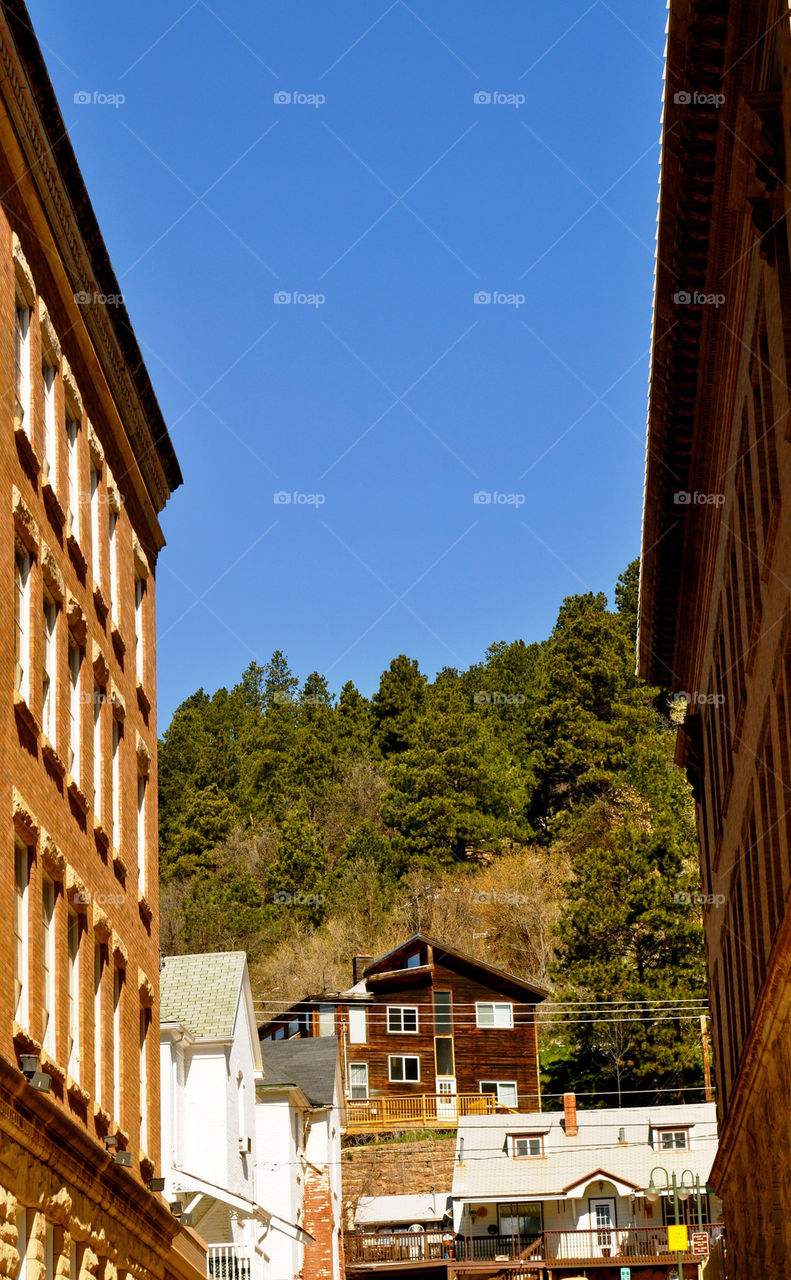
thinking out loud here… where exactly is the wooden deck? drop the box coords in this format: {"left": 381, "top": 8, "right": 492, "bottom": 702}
{"left": 345, "top": 1093, "right": 497, "bottom": 1132}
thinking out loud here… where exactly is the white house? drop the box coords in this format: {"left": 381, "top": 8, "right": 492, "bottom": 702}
{"left": 449, "top": 1096, "right": 722, "bottom": 1270}
{"left": 160, "top": 952, "right": 344, "bottom": 1280}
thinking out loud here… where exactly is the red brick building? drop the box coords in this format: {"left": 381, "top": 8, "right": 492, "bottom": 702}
{"left": 0, "top": 5, "right": 203, "bottom": 1280}
{"left": 639, "top": 0, "right": 791, "bottom": 1273}
{"left": 260, "top": 934, "right": 546, "bottom": 1132}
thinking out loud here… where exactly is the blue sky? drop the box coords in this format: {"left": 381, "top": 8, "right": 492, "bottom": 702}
{"left": 27, "top": 1, "right": 665, "bottom": 723}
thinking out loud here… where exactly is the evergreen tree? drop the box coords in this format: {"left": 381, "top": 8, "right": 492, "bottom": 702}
{"left": 269, "top": 800, "right": 327, "bottom": 925}
{"left": 371, "top": 655, "right": 427, "bottom": 756}
{"left": 614, "top": 558, "right": 640, "bottom": 647}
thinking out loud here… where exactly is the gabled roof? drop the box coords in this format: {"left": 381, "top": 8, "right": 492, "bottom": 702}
{"left": 364, "top": 933, "right": 548, "bottom": 1002}
{"left": 161, "top": 952, "right": 247, "bottom": 1040}
{"left": 259, "top": 1037, "right": 340, "bottom": 1107}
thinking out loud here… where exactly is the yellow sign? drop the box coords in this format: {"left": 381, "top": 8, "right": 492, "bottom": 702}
{"left": 667, "top": 1224, "right": 689, "bottom": 1251}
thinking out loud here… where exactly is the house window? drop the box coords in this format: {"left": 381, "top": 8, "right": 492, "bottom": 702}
{"left": 139, "top": 1006, "right": 150, "bottom": 1151}
{"left": 90, "top": 467, "right": 101, "bottom": 585}
{"left": 287, "top": 1017, "right": 301, "bottom": 1038}
{"left": 137, "top": 775, "right": 147, "bottom": 897}
{"left": 67, "top": 910, "right": 81, "bottom": 1080}
{"left": 42, "top": 595, "right": 57, "bottom": 745}
{"left": 94, "top": 943, "right": 105, "bottom": 1105}
{"left": 66, "top": 420, "right": 79, "bottom": 535}
{"left": 108, "top": 510, "right": 118, "bottom": 621}
{"left": 511, "top": 1133, "right": 544, "bottom": 1158}
{"left": 41, "top": 878, "right": 55, "bottom": 1055}
{"left": 349, "top": 1063, "right": 369, "bottom": 1099}
{"left": 435, "top": 1037, "right": 455, "bottom": 1075}
{"left": 389, "top": 1055, "right": 420, "bottom": 1083}
{"left": 112, "top": 965, "right": 123, "bottom": 1121}
{"left": 68, "top": 638, "right": 82, "bottom": 784}
{"left": 111, "top": 717, "right": 121, "bottom": 848}
{"left": 480, "top": 1080, "right": 518, "bottom": 1107}
{"left": 14, "top": 545, "right": 31, "bottom": 701}
{"left": 498, "top": 1203, "right": 542, "bottom": 1240}
{"left": 387, "top": 1005, "right": 418, "bottom": 1033}
{"left": 42, "top": 364, "right": 56, "bottom": 487}
{"left": 317, "top": 1004, "right": 335, "bottom": 1036}
{"left": 476, "top": 1002, "right": 513, "bottom": 1029}
{"left": 348, "top": 1005, "right": 367, "bottom": 1044}
{"left": 14, "top": 302, "right": 31, "bottom": 430}
{"left": 406, "top": 951, "right": 421, "bottom": 968}
{"left": 655, "top": 1127, "right": 690, "bottom": 1151}
{"left": 14, "top": 840, "right": 29, "bottom": 1022}
{"left": 93, "top": 687, "right": 104, "bottom": 820}
{"left": 433, "top": 991, "right": 452, "bottom": 1034}
{"left": 134, "top": 575, "right": 145, "bottom": 682}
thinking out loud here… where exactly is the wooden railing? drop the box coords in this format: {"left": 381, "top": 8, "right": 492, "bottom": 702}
{"left": 206, "top": 1244, "right": 253, "bottom": 1280}
{"left": 346, "top": 1227, "right": 714, "bottom": 1267}
{"left": 345, "top": 1093, "right": 496, "bottom": 1131}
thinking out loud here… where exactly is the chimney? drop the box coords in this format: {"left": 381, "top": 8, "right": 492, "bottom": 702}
{"left": 352, "top": 955, "right": 373, "bottom": 984}
{"left": 563, "top": 1093, "right": 578, "bottom": 1137}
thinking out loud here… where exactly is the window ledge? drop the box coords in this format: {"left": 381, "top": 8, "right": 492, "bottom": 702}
{"left": 140, "top": 1151, "right": 155, "bottom": 1179}
{"left": 67, "top": 775, "right": 89, "bottom": 815}
{"left": 136, "top": 680, "right": 151, "bottom": 716}
{"left": 41, "top": 735, "right": 67, "bottom": 779}
{"left": 111, "top": 619, "right": 126, "bottom": 659}
{"left": 93, "top": 815, "right": 110, "bottom": 851}
{"left": 93, "top": 1102, "right": 112, "bottom": 1132}
{"left": 66, "top": 526, "right": 87, "bottom": 575}
{"left": 66, "top": 1074, "right": 90, "bottom": 1106}
{"left": 12, "top": 1023, "right": 40, "bottom": 1054}
{"left": 93, "top": 583, "right": 109, "bottom": 622}
{"left": 138, "top": 890, "right": 153, "bottom": 923}
{"left": 42, "top": 480, "right": 66, "bottom": 531}
{"left": 40, "top": 1049, "right": 66, "bottom": 1084}
{"left": 14, "top": 422, "right": 40, "bottom": 475}
{"left": 14, "top": 692, "right": 40, "bottom": 737}
{"left": 112, "top": 848, "right": 128, "bottom": 880}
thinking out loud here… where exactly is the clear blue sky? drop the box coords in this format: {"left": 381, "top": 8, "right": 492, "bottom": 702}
{"left": 28, "top": 1, "right": 665, "bottom": 723}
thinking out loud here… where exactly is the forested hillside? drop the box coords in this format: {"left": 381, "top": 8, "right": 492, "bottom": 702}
{"left": 158, "top": 560, "right": 708, "bottom": 1101}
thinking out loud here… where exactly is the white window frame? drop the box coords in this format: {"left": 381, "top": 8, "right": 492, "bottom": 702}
{"left": 511, "top": 1133, "right": 544, "bottom": 1158}
{"left": 349, "top": 1062, "right": 369, "bottom": 1099}
{"left": 108, "top": 509, "right": 118, "bottom": 620}
{"left": 41, "top": 877, "right": 55, "bottom": 1056}
{"left": 66, "top": 419, "right": 80, "bottom": 537}
{"left": 14, "top": 840, "right": 29, "bottom": 1024}
{"left": 134, "top": 574, "right": 145, "bottom": 681}
{"left": 388, "top": 1054, "right": 420, "bottom": 1083}
{"left": 94, "top": 942, "right": 104, "bottom": 1107}
{"left": 475, "top": 1001, "right": 514, "bottom": 1029}
{"left": 90, "top": 467, "right": 101, "bottom": 585}
{"left": 139, "top": 1006, "right": 149, "bottom": 1152}
{"left": 42, "top": 594, "right": 57, "bottom": 745}
{"left": 111, "top": 715, "right": 121, "bottom": 848}
{"left": 67, "top": 909, "right": 81, "bottom": 1080}
{"left": 655, "top": 1127, "right": 690, "bottom": 1151}
{"left": 387, "top": 1005, "right": 419, "bottom": 1034}
{"left": 14, "top": 545, "right": 31, "bottom": 702}
{"left": 42, "top": 363, "right": 56, "bottom": 488}
{"left": 15, "top": 301, "right": 31, "bottom": 431}
{"left": 93, "top": 687, "right": 104, "bottom": 821}
{"left": 480, "top": 1080, "right": 518, "bottom": 1107}
{"left": 137, "top": 774, "right": 147, "bottom": 897}
{"left": 348, "top": 1005, "right": 367, "bottom": 1044}
{"left": 15, "top": 1207, "right": 27, "bottom": 1280}
{"left": 317, "top": 1003, "right": 335, "bottom": 1036}
{"left": 112, "top": 965, "right": 123, "bottom": 1122}
{"left": 68, "top": 637, "right": 81, "bottom": 784}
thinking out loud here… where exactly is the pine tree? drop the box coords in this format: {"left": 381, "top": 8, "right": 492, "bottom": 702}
{"left": 269, "top": 800, "right": 327, "bottom": 925}
{"left": 371, "top": 655, "right": 427, "bottom": 756}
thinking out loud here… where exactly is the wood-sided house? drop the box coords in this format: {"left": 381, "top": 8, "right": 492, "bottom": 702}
{"left": 259, "top": 934, "right": 547, "bottom": 1132}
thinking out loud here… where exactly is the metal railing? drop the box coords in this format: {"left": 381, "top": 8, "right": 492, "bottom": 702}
{"left": 346, "top": 1227, "right": 714, "bottom": 1267}
{"left": 344, "top": 1093, "right": 496, "bottom": 1131}
{"left": 206, "top": 1244, "right": 253, "bottom": 1280}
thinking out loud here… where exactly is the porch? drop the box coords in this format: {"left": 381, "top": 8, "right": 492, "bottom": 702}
{"left": 206, "top": 1243, "right": 253, "bottom": 1280}
{"left": 345, "top": 1093, "right": 497, "bottom": 1132}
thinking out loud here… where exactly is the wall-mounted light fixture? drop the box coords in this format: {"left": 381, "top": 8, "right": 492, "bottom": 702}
{"left": 148, "top": 1178, "right": 166, "bottom": 1193}
{"left": 19, "top": 1055, "right": 51, "bottom": 1093}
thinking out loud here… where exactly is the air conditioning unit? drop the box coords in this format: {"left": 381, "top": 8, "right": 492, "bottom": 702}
{"left": 238, "top": 1135, "right": 251, "bottom": 1154}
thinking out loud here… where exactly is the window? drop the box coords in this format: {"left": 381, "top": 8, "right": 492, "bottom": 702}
{"left": 134, "top": 575, "right": 145, "bottom": 681}
{"left": 44, "top": 1225, "right": 53, "bottom": 1280}
{"left": 406, "top": 951, "right": 421, "bottom": 968}
{"left": 389, "top": 1055, "right": 420, "bottom": 1083}
{"left": 94, "top": 943, "right": 105, "bottom": 1106}
{"left": 90, "top": 467, "right": 101, "bottom": 585}
{"left": 435, "top": 1037, "right": 455, "bottom": 1075}
{"left": 15, "top": 1207, "right": 27, "bottom": 1280}
{"left": 112, "top": 966, "right": 123, "bottom": 1121}
{"left": 511, "top": 1133, "right": 544, "bottom": 1158}
{"left": 93, "top": 688, "right": 104, "bottom": 820}
{"left": 139, "top": 1006, "right": 150, "bottom": 1151}
{"left": 317, "top": 1004, "right": 335, "bottom": 1036}
{"left": 68, "top": 639, "right": 81, "bottom": 784}
{"left": 498, "top": 1204, "right": 542, "bottom": 1240}
{"left": 42, "top": 595, "right": 57, "bottom": 744}
{"left": 349, "top": 1063, "right": 368, "bottom": 1099}
{"left": 67, "top": 910, "right": 80, "bottom": 1079}
{"left": 111, "top": 717, "right": 121, "bottom": 848}
{"left": 476, "top": 1002, "right": 513, "bottom": 1029}
{"left": 14, "top": 841, "right": 29, "bottom": 1022}
{"left": 137, "top": 775, "right": 147, "bottom": 896}
{"left": 348, "top": 1005, "right": 367, "bottom": 1044}
{"left": 433, "top": 991, "right": 452, "bottom": 1034}
{"left": 480, "top": 1080, "right": 518, "bottom": 1107}
{"left": 41, "top": 878, "right": 55, "bottom": 1055}
{"left": 42, "top": 365, "right": 56, "bottom": 487}
{"left": 388, "top": 1005, "right": 418, "bottom": 1033}
{"left": 66, "top": 420, "right": 79, "bottom": 536}
{"left": 108, "top": 510, "right": 118, "bottom": 620}
{"left": 14, "top": 302, "right": 30, "bottom": 430}
{"left": 287, "top": 1017, "right": 301, "bottom": 1038}
{"left": 655, "top": 1128, "right": 689, "bottom": 1151}
{"left": 14, "top": 545, "right": 31, "bottom": 701}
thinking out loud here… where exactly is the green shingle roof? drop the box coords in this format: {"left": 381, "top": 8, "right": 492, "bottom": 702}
{"left": 160, "top": 952, "right": 247, "bottom": 1039}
